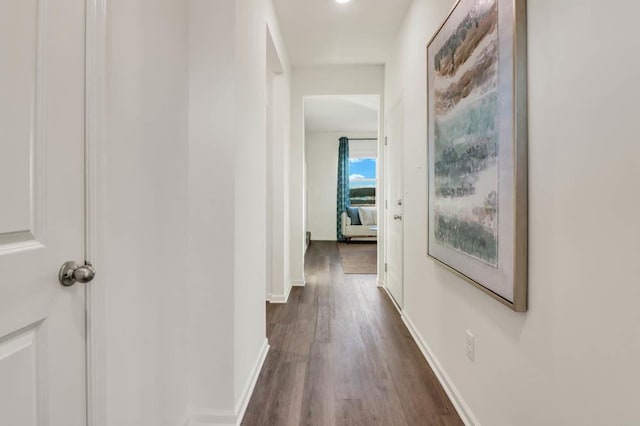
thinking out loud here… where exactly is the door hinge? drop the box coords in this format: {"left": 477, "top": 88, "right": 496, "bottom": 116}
{"left": 385, "top": 263, "right": 388, "bottom": 272}
{"left": 385, "top": 200, "right": 388, "bottom": 209}
{"left": 385, "top": 136, "right": 388, "bottom": 146}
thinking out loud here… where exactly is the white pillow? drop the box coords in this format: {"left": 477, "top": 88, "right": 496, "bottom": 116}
{"left": 358, "top": 207, "right": 377, "bottom": 226}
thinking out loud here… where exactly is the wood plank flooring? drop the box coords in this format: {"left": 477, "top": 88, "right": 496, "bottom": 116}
{"left": 242, "top": 241, "right": 463, "bottom": 426}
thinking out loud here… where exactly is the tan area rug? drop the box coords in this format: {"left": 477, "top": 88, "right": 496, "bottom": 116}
{"left": 337, "top": 242, "right": 377, "bottom": 274}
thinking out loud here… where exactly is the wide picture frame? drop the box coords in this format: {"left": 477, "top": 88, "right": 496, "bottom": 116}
{"left": 427, "top": 0, "right": 528, "bottom": 311}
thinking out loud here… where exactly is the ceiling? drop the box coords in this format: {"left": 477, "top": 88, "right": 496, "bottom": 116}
{"left": 273, "top": 0, "right": 412, "bottom": 66}
{"left": 304, "top": 95, "right": 379, "bottom": 132}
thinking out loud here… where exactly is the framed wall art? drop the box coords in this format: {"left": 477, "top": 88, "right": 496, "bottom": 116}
{"left": 427, "top": 0, "right": 528, "bottom": 311}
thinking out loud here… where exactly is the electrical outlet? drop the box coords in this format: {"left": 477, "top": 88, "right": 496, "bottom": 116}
{"left": 465, "top": 330, "right": 475, "bottom": 362}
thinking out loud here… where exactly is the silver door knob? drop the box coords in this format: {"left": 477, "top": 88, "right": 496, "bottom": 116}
{"left": 59, "top": 261, "right": 96, "bottom": 287}
{"left": 394, "top": 214, "right": 403, "bottom": 221}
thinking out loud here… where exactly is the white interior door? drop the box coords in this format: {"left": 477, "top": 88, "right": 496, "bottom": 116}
{"left": 385, "top": 102, "right": 404, "bottom": 309}
{"left": 0, "top": 0, "right": 88, "bottom": 425}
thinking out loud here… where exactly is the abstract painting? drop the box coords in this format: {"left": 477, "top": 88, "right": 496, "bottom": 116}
{"left": 427, "top": 0, "right": 528, "bottom": 311}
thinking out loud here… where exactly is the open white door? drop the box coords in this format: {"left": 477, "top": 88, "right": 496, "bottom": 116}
{"left": 0, "top": 1, "right": 88, "bottom": 425}
{"left": 385, "top": 102, "right": 404, "bottom": 309}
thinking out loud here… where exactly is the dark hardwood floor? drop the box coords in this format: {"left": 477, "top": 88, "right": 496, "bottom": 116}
{"left": 242, "top": 241, "right": 463, "bottom": 426}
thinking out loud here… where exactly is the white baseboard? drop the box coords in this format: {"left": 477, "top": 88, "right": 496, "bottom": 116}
{"left": 186, "top": 410, "right": 235, "bottom": 426}
{"left": 291, "top": 278, "right": 306, "bottom": 287}
{"left": 186, "top": 339, "right": 270, "bottom": 426}
{"left": 382, "top": 285, "right": 402, "bottom": 315}
{"left": 268, "top": 295, "right": 287, "bottom": 303}
{"left": 401, "top": 313, "right": 479, "bottom": 426}
{"left": 376, "top": 278, "right": 385, "bottom": 287}
{"left": 234, "top": 338, "right": 269, "bottom": 424}
{"left": 268, "top": 283, "right": 292, "bottom": 304}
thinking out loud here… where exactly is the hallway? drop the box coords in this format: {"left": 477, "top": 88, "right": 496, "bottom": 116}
{"left": 243, "top": 242, "right": 463, "bottom": 425}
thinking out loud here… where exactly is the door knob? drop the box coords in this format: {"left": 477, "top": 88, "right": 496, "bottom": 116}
{"left": 59, "top": 261, "right": 96, "bottom": 287}
{"left": 394, "top": 214, "right": 403, "bottom": 221}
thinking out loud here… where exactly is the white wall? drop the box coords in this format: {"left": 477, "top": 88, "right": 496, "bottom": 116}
{"left": 230, "top": 0, "right": 270, "bottom": 401}
{"left": 290, "top": 65, "right": 385, "bottom": 284}
{"left": 103, "top": 0, "right": 291, "bottom": 424}
{"left": 188, "top": 0, "right": 236, "bottom": 414}
{"left": 233, "top": 0, "right": 292, "bottom": 409}
{"left": 386, "top": 0, "right": 640, "bottom": 425}
{"left": 104, "top": 0, "right": 190, "bottom": 425}
{"left": 305, "top": 132, "right": 377, "bottom": 241}
{"left": 187, "top": 0, "right": 292, "bottom": 422}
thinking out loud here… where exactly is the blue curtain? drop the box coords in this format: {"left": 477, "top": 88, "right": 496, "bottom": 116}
{"left": 337, "top": 137, "right": 350, "bottom": 241}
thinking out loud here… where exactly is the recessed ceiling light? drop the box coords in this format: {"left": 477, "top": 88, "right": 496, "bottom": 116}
{"left": 336, "top": 0, "right": 351, "bottom": 3}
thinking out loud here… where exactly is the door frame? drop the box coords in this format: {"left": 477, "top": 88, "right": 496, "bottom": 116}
{"left": 384, "top": 97, "right": 404, "bottom": 312}
{"left": 85, "top": 0, "right": 108, "bottom": 424}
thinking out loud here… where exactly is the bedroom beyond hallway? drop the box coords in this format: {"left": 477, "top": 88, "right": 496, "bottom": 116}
{"left": 242, "top": 241, "right": 463, "bottom": 425}
{"left": 303, "top": 95, "right": 381, "bottom": 278}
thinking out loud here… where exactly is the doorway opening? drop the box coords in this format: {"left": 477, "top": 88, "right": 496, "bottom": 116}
{"left": 303, "top": 94, "right": 381, "bottom": 276}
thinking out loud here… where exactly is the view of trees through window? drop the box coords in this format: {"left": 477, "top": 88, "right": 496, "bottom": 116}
{"left": 349, "top": 157, "right": 376, "bottom": 205}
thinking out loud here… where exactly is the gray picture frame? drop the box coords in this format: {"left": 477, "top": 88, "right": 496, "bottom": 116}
{"left": 426, "top": 0, "right": 528, "bottom": 312}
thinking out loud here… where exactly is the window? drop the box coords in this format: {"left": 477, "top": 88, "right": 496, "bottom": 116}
{"left": 349, "top": 157, "right": 377, "bottom": 206}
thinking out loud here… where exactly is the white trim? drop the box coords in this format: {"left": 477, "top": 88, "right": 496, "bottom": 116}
{"left": 376, "top": 278, "right": 385, "bottom": 288}
{"left": 234, "top": 338, "right": 269, "bottom": 422}
{"left": 268, "top": 294, "right": 288, "bottom": 304}
{"left": 85, "top": 0, "right": 107, "bottom": 425}
{"left": 291, "top": 279, "right": 306, "bottom": 287}
{"left": 401, "top": 312, "right": 479, "bottom": 426}
{"left": 186, "top": 339, "right": 270, "bottom": 426}
{"left": 268, "top": 283, "right": 291, "bottom": 304}
{"left": 186, "top": 410, "right": 236, "bottom": 426}
{"left": 383, "top": 286, "right": 402, "bottom": 315}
